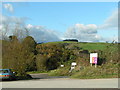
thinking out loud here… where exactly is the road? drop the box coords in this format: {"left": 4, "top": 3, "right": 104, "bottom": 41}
{"left": 1, "top": 77, "right": 118, "bottom": 88}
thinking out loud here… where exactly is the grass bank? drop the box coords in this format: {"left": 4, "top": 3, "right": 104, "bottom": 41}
{"left": 48, "top": 63, "right": 118, "bottom": 79}
{"left": 27, "top": 71, "right": 48, "bottom": 74}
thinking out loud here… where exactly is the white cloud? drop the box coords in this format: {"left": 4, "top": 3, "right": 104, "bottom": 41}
{"left": 75, "top": 24, "right": 97, "bottom": 34}
{"left": 3, "top": 3, "right": 14, "bottom": 13}
{"left": 26, "top": 24, "right": 61, "bottom": 43}
{"left": 99, "top": 9, "right": 118, "bottom": 30}
{"left": 64, "top": 9, "right": 118, "bottom": 42}
{"left": 0, "top": 25, "right": 3, "bottom": 30}
{"left": 103, "top": 36, "right": 118, "bottom": 43}
{"left": 64, "top": 24, "right": 101, "bottom": 42}
{"left": 26, "top": 24, "right": 33, "bottom": 29}
{"left": 0, "top": 14, "right": 29, "bottom": 39}
{"left": 64, "top": 22, "right": 118, "bottom": 42}
{"left": 1, "top": 14, "right": 61, "bottom": 42}
{"left": 1, "top": 14, "right": 28, "bottom": 25}
{"left": 1, "top": 8, "right": 118, "bottom": 43}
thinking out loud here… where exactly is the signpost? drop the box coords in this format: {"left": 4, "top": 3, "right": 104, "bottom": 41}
{"left": 71, "top": 62, "right": 77, "bottom": 66}
{"left": 60, "top": 65, "right": 64, "bottom": 67}
{"left": 69, "top": 62, "right": 77, "bottom": 72}
{"left": 90, "top": 53, "right": 98, "bottom": 68}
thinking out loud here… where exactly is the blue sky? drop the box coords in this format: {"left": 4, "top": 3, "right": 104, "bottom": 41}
{"left": 1, "top": 2, "right": 118, "bottom": 42}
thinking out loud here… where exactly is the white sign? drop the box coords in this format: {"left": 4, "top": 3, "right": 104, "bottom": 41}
{"left": 60, "top": 65, "right": 64, "bottom": 67}
{"left": 71, "top": 62, "right": 77, "bottom": 66}
{"left": 90, "top": 53, "right": 98, "bottom": 64}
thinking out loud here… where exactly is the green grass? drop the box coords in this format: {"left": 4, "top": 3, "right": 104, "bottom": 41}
{"left": 44, "top": 41, "right": 78, "bottom": 44}
{"left": 41, "top": 41, "right": 117, "bottom": 51}
{"left": 48, "top": 67, "right": 70, "bottom": 76}
{"left": 70, "top": 63, "right": 118, "bottom": 79}
{"left": 48, "top": 63, "right": 118, "bottom": 79}
{"left": 79, "top": 43, "right": 108, "bottom": 51}
{"left": 71, "top": 73, "right": 118, "bottom": 79}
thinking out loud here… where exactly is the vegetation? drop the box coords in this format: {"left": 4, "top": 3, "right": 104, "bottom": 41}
{"left": 1, "top": 35, "right": 119, "bottom": 79}
{"left": 47, "top": 42, "right": 119, "bottom": 78}
{"left": 71, "top": 63, "right": 118, "bottom": 79}
{"left": 2, "top": 36, "right": 36, "bottom": 76}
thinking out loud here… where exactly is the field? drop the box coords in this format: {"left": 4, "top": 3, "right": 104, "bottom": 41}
{"left": 45, "top": 41, "right": 117, "bottom": 50}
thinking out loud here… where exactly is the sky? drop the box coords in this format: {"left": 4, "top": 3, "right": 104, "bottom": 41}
{"left": 1, "top": 2, "right": 118, "bottom": 43}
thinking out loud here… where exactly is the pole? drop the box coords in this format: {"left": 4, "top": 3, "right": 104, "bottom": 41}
{"left": 91, "top": 63, "right": 92, "bottom": 67}
{"left": 95, "top": 64, "right": 97, "bottom": 68}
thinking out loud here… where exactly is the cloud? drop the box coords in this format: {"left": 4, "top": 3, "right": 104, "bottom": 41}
{"left": 26, "top": 24, "right": 33, "bottom": 29}
{"left": 26, "top": 24, "right": 61, "bottom": 43}
{"left": 3, "top": 3, "right": 14, "bottom": 13}
{"left": 99, "top": 9, "right": 118, "bottom": 30}
{"left": 64, "top": 24, "right": 102, "bottom": 42}
{"left": 0, "top": 14, "right": 29, "bottom": 39}
{"left": 1, "top": 14, "right": 28, "bottom": 32}
{"left": 1, "top": 14, "right": 28, "bottom": 26}
{"left": 0, "top": 14, "right": 61, "bottom": 42}
{"left": 103, "top": 36, "right": 118, "bottom": 43}
{"left": 64, "top": 9, "right": 118, "bottom": 42}
{"left": 1, "top": 7, "right": 118, "bottom": 43}
{"left": 64, "top": 22, "right": 118, "bottom": 42}
{"left": 0, "top": 25, "right": 2, "bottom": 30}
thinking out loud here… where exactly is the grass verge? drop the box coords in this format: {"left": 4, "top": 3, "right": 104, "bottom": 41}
{"left": 48, "top": 63, "right": 118, "bottom": 79}
{"left": 27, "top": 71, "right": 48, "bottom": 74}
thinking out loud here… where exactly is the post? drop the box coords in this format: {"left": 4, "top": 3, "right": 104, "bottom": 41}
{"left": 91, "top": 63, "right": 92, "bottom": 67}
{"left": 95, "top": 64, "right": 97, "bottom": 68}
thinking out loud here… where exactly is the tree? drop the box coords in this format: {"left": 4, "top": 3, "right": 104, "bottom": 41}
{"left": 2, "top": 36, "right": 37, "bottom": 76}
{"left": 36, "top": 54, "right": 48, "bottom": 71}
{"left": 13, "top": 22, "right": 29, "bottom": 40}
{"left": 22, "top": 36, "right": 36, "bottom": 52}
{"left": 1, "top": 20, "right": 29, "bottom": 41}
{"left": 22, "top": 36, "right": 37, "bottom": 71}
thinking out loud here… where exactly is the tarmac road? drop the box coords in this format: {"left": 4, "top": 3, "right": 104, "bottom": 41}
{"left": 1, "top": 78, "right": 118, "bottom": 88}
{"left": 0, "top": 73, "right": 119, "bottom": 88}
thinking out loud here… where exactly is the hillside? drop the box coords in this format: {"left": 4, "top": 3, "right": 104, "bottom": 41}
{"left": 2, "top": 38, "right": 119, "bottom": 79}
{"left": 43, "top": 41, "right": 118, "bottom": 79}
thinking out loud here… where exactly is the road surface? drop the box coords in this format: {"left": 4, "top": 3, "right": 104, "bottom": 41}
{"left": 1, "top": 78, "right": 118, "bottom": 88}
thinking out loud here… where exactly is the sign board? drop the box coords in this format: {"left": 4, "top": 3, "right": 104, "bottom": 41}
{"left": 60, "top": 65, "right": 64, "bottom": 67}
{"left": 90, "top": 53, "right": 98, "bottom": 64}
{"left": 71, "top": 62, "right": 77, "bottom": 66}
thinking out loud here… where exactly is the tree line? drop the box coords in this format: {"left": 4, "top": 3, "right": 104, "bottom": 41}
{"left": 2, "top": 36, "right": 76, "bottom": 76}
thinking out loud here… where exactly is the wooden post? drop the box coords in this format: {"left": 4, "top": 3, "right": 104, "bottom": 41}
{"left": 91, "top": 63, "right": 92, "bottom": 67}
{"left": 95, "top": 64, "right": 97, "bottom": 68}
